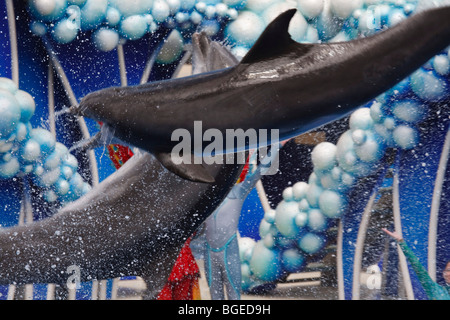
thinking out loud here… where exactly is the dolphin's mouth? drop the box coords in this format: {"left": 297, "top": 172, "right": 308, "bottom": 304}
{"left": 68, "top": 104, "right": 82, "bottom": 116}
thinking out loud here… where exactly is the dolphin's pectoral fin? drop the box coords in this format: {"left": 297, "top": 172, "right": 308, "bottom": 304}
{"left": 241, "top": 8, "right": 311, "bottom": 64}
{"left": 154, "top": 152, "right": 216, "bottom": 183}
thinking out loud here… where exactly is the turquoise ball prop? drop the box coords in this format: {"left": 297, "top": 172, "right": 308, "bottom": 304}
{"left": 295, "top": 210, "right": 308, "bottom": 228}
{"left": 258, "top": 219, "right": 272, "bottom": 238}
{"left": 0, "top": 78, "right": 18, "bottom": 93}
{"left": 410, "top": 68, "right": 448, "bottom": 102}
{"left": 180, "top": 0, "right": 196, "bottom": 11}
{"left": 311, "top": 142, "right": 337, "bottom": 171}
{"left": 281, "top": 248, "right": 306, "bottom": 273}
{"left": 369, "top": 101, "right": 386, "bottom": 124}
{"left": 249, "top": 241, "right": 282, "bottom": 282}
{"left": 274, "top": 200, "right": 300, "bottom": 239}
{"left": 306, "top": 182, "right": 323, "bottom": 208}
{"left": 62, "top": 153, "right": 78, "bottom": 170}
{"left": 433, "top": 54, "right": 450, "bottom": 76}
{"left": 166, "top": 0, "right": 181, "bottom": 15}
{"left": 92, "top": 28, "right": 120, "bottom": 52}
{"left": 0, "top": 89, "right": 21, "bottom": 139}
{"left": 38, "top": 167, "right": 61, "bottom": 187}
{"left": 392, "top": 125, "right": 419, "bottom": 150}
{"left": 349, "top": 107, "right": 374, "bottom": 131}
{"left": 297, "top": 0, "right": 324, "bottom": 20}
{"left": 120, "top": 15, "right": 148, "bottom": 40}
{"left": 109, "top": 0, "right": 154, "bottom": 17}
{"left": 81, "top": 182, "right": 92, "bottom": 196}
{"left": 80, "top": 0, "right": 108, "bottom": 30}
{"left": 282, "top": 187, "right": 294, "bottom": 201}
{"left": 0, "top": 157, "right": 20, "bottom": 179}
{"left": 68, "top": 0, "right": 86, "bottom": 5}
{"left": 329, "top": 0, "right": 363, "bottom": 20}
{"left": 152, "top": 0, "right": 170, "bottom": 22}
{"left": 29, "top": 0, "right": 68, "bottom": 22}
{"left": 54, "top": 178, "right": 70, "bottom": 196}
{"left": 106, "top": 7, "right": 121, "bottom": 26}
{"left": 43, "top": 151, "right": 62, "bottom": 170}
{"left": 387, "top": 8, "right": 407, "bottom": 27}
{"left": 14, "top": 122, "right": 30, "bottom": 143}
{"left": 319, "top": 190, "right": 346, "bottom": 218}
{"left": 239, "top": 237, "right": 256, "bottom": 262}
{"left": 288, "top": 11, "right": 308, "bottom": 42}
{"left": 354, "top": 130, "right": 385, "bottom": 163}
{"left": 68, "top": 172, "right": 84, "bottom": 196}
{"left": 52, "top": 18, "right": 80, "bottom": 44}
{"left": 43, "top": 189, "right": 58, "bottom": 203}
{"left": 225, "top": 11, "right": 265, "bottom": 47}
{"left": 30, "top": 128, "right": 56, "bottom": 156}
{"left": 298, "top": 232, "right": 326, "bottom": 255}
{"left": 245, "top": 0, "right": 278, "bottom": 14}
{"left": 292, "top": 181, "right": 309, "bottom": 201}
{"left": 392, "top": 99, "right": 428, "bottom": 124}
{"left": 307, "top": 208, "right": 328, "bottom": 232}
{"left": 263, "top": 209, "right": 276, "bottom": 224}
{"left": 14, "top": 90, "right": 36, "bottom": 123}
{"left": 61, "top": 165, "right": 74, "bottom": 180}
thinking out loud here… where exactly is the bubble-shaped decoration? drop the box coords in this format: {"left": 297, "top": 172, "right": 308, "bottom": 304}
{"left": 319, "top": 190, "right": 346, "bottom": 218}
{"left": 410, "top": 68, "right": 448, "bottom": 102}
{"left": 79, "top": 0, "right": 108, "bottom": 30}
{"left": 274, "top": 200, "right": 300, "bottom": 238}
{"left": 297, "top": 0, "right": 324, "bottom": 20}
{"left": 0, "top": 89, "right": 21, "bottom": 139}
{"left": 298, "top": 232, "right": 326, "bottom": 255}
{"left": 281, "top": 248, "right": 306, "bottom": 273}
{"left": 14, "top": 90, "right": 36, "bottom": 123}
{"left": 392, "top": 125, "right": 419, "bottom": 150}
{"left": 249, "top": 241, "right": 282, "bottom": 282}
{"left": 108, "top": 0, "right": 154, "bottom": 17}
{"left": 225, "top": 11, "right": 265, "bottom": 47}
{"left": 92, "top": 28, "right": 120, "bottom": 52}
{"left": 311, "top": 142, "right": 337, "bottom": 171}
{"left": 29, "top": 0, "right": 68, "bottom": 22}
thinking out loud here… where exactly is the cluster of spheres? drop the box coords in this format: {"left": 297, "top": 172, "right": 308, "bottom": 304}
{"left": 0, "top": 77, "right": 91, "bottom": 205}
{"left": 27, "top": 0, "right": 246, "bottom": 63}
{"left": 239, "top": 0, "right": 450, "bottom": 291}
{"left": 226, "top": 0, "right": 424, "bottom": 57}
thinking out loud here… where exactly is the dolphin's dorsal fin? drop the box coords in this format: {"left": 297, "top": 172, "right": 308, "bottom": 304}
{"left": 241, "top": 9, "right": 301, "bottom": 64}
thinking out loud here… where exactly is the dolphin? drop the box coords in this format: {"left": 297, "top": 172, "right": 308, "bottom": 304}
{"left": 75, "top": 6, "right": 450, "bottom": 183}
{"left": 0, "top": 33, "right": 243, "bottom": 299}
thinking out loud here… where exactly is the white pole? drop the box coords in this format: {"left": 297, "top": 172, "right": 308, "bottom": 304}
{"left": 336, "top": 220, "right": 345, "bottom": 300}
{"left": 6, "top": 0, "right": 18, "bottom": 85}
{"left": 427, "top": 128, "right": 450, "bottom": 281}
{"left": 352, "top": 192, "right": 377, "bottom": 300}
{"left": 392, "top": 168, "right": 415, "bottom": 300}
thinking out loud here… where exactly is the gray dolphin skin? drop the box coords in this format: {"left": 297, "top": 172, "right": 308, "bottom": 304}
{"left": 77, "top": 7, "right": 450, "bottom": 183}
{"left": 0, "top": 152, "right": 242, "bottom": 298}
{"left": 0, "top": 34, "right": 243, "bottom": 299}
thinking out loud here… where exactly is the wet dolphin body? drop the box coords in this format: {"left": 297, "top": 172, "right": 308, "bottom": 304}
{"left": 0, "top": 152, "right": 242, "bottom": 298}
{"left": 77, "top": 7, "right": 450, "bottom": 183}
{"left": 0, "top": 34, "right": 242, "bottom": 299}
